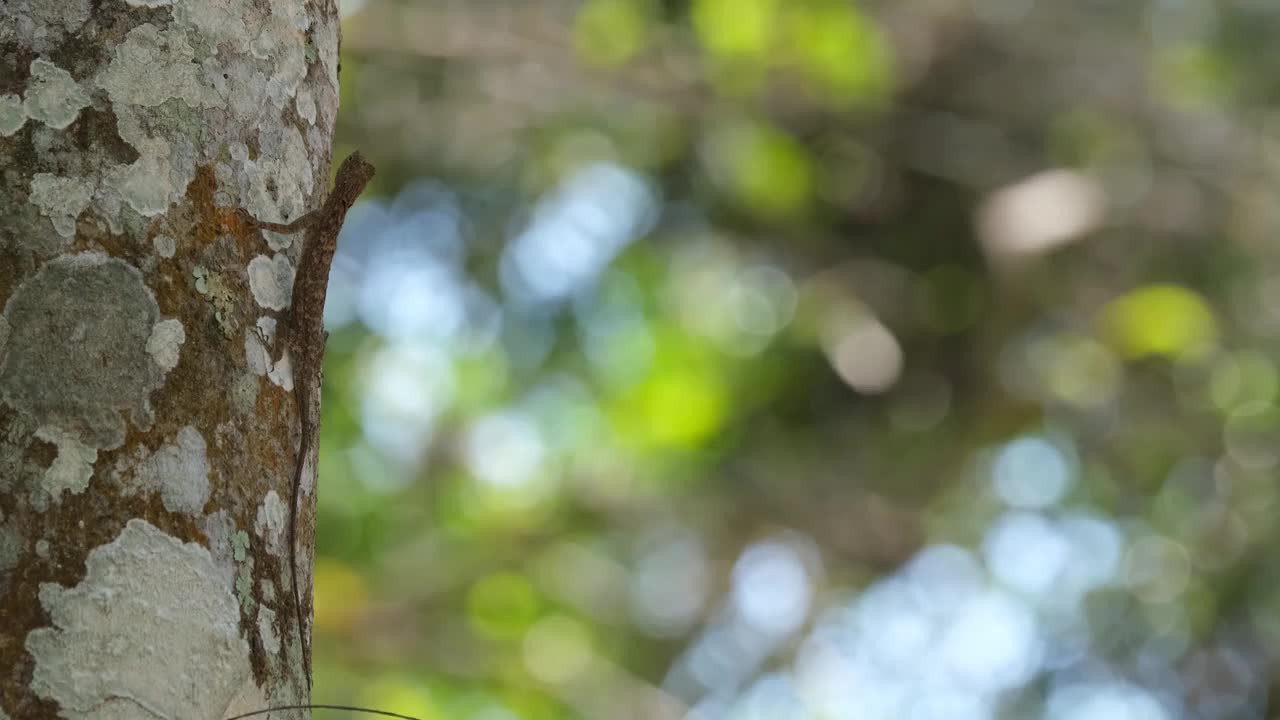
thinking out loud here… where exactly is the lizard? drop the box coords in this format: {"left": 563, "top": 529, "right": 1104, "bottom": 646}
{"left": 239, "top": 151, "right": 376, "bottom": 691}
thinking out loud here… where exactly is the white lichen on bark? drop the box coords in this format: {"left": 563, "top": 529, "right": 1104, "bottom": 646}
{"left": 22, "top": 59, "right": 91, "bottom": 130}
{"left": 25, "top": 519, "right": 251, "bottom": 720}
{"left": 146, "top": 318, "right": 187, "bottom": 373}
{"left": 114, "top": 425, "right": 211, "bottom": 515}
{"left": 254, "top": 489, "right": 287, "bottom": 556}
{"left": 258, "top": 604, "right": 282, "bottom": 655}
{"left": 32, "top": 426, "right": 97, "bottom": 506}
{"left": 248, "top": 253, "right": 297, "bottom": 311}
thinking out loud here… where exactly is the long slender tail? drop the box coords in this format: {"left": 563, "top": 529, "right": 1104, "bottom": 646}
{"left": 291, "top": 427, "right": 311, "bottom": 686}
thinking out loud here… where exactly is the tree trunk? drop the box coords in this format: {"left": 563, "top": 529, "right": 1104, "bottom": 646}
{"left": 0, "top": 1, "right": 344, "bottom": 717}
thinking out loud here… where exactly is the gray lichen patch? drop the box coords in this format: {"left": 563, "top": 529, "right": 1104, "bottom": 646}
{"left": 104, "top": 103, "right": 205, "bottom": 219}
{"left": 201, "top": 510, "right": 236, "bottom": 591}
{"left": 232, "top": 529, "right": 250, "bottom": 563}
{"left": 295, "top": 86, "right": 316, "bottom": 126}
{"left": 0, "top": 253, "right": 164, "bottom": 451}
{"left": 152, "top": 234, "right": 177, "bottom": 258}
{"left": 22, "top": 59, "right": 91, "bottom": 130}
{"left": 267, "top": 348, "right": 294, "bottom": 391}
{"left": 245, "top": 316, "right": 279, "bottom": 377}
{"left": 258, "top": 577, "right": 276, "bottom": 603}
{"left": 231, "top": 372, "right": 260, "bottom": 416}
{"left": 254, "top": 490, "right": 285, "bottom": 556}
{"left": 257, "top": 605, "right": 281, "bottom": 655}
{"left": 193, "top": 265, "right": 240, "bottom": 338}
{"left": 32, "top": 426, "right": 97, "bottom": 507}
{"left": 244, "top": 319, "right": 292, "bottom": 391}
{"left": 114, "top": 425, "right": 210, "bottom": 515}
{"left": 235, "top": 554, "right": 256, "bottom": 615}
{"left": 225, "top": 126, "right": 314, "bottom": 223}
{"left": 248, "top": 253, "right": 296, "bottom": 311}
{"left": 3, "top": 0, "right": 93, "bottom": 52}
{"left": 25, "top": 519, "right": 251, "bottom": 720}
{"left": 0, "top": 94, "right": 25, "bottom": 136}
{"left": 96, "top": 24, "right": 218, "bottom": 110}
{"left": 230, "top": 528, "right": 257, "bottom": 613}
{"left": 312, "top": 11, "right": 340, "bottom": 94}
{"left": 146, "top": 318, "right": 185, "bottom": 373}
{"left": 28, "top": 173, "right": 94, "bottom": 238}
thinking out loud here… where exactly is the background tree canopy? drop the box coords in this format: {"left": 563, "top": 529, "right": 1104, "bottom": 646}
{"left": 313, "top": 1, "right": 1280, "bottom": 718}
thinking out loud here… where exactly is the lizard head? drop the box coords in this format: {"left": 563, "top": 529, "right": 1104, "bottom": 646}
{"left": 327, "top": 152, "right": 377, "bottom": 211}
{"left": 336, "top": 151, "right": 376, "bottom": 187}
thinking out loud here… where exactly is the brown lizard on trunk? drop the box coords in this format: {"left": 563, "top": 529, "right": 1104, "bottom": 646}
{"left": 239, "top": 151, "right": 376, "bottom": 690}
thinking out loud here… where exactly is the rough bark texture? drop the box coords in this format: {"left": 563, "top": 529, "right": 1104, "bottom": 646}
{"left": 0, "top": 0, "right": 343, "bottom": 717}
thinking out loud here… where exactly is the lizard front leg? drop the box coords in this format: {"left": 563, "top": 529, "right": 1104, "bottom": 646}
{"left": 237, "top": 207, "right": 321, "bottom": 234}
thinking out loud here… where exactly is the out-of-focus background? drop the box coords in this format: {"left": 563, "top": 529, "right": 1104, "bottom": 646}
{"left": 312, "top": 1, "right": 1280, "bottom": 718}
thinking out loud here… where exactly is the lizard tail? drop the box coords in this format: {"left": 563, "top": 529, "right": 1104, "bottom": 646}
{"left": 290, "top": 447, "right": 312, "bottom": 689}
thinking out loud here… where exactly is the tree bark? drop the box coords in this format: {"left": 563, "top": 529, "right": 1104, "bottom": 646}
{"left": 0, "top": 1, "right": 343, "bottom": 717}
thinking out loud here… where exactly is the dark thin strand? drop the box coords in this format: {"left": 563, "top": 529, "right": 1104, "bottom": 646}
{"left": 224, "top": 703, "right": 423, "bottom": 720}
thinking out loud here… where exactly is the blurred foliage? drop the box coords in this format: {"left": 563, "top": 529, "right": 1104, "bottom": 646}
{"left": 309, "top": 0, "right": 1280, "bottom": 718}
